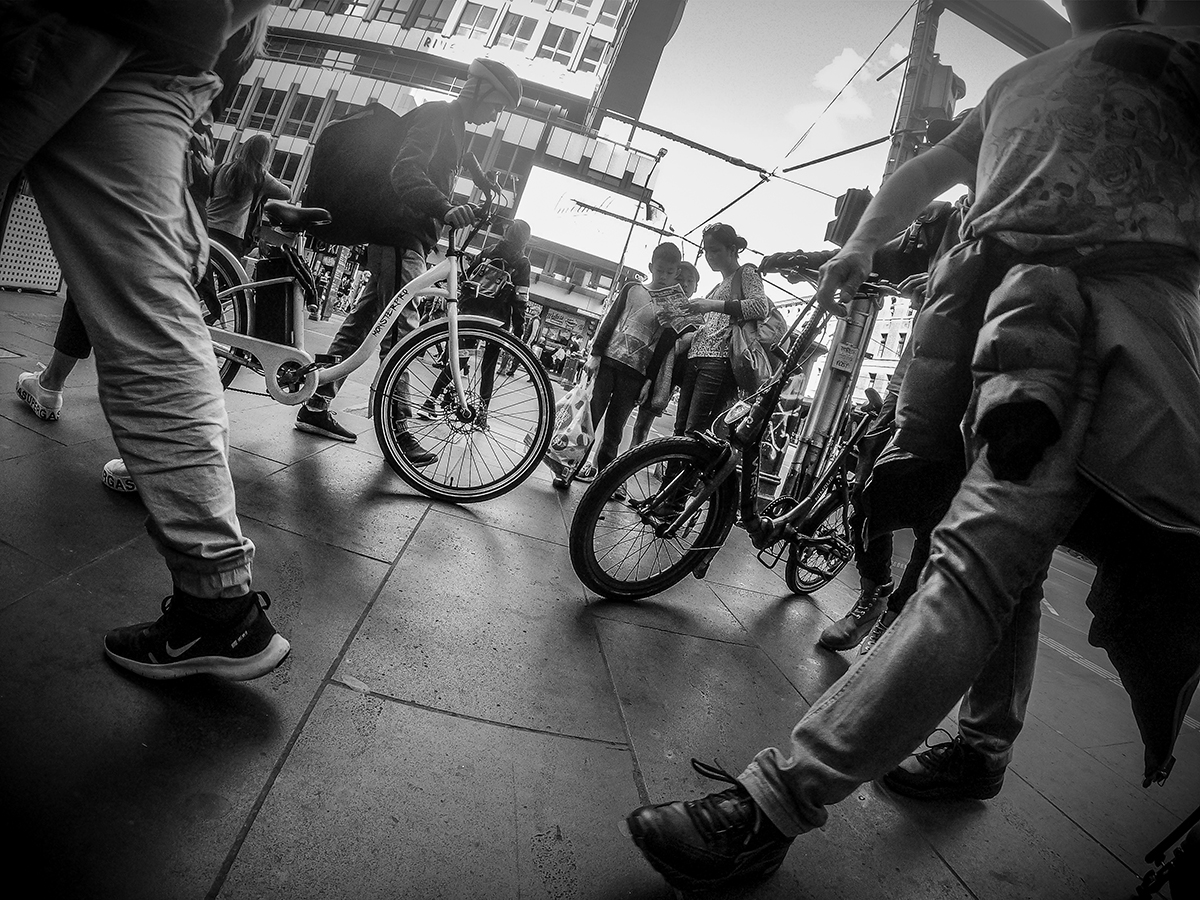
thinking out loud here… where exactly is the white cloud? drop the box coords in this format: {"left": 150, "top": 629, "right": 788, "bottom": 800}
{"left": 887, "top": 41, "right": 909, "bottom": 62}
{"left": 814, "top": 48, "right": 867, "bottom": 94}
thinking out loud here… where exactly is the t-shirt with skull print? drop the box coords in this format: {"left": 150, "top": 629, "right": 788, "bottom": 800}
{"left": 941, "top": 23, "right": 1200, "bottom": 256}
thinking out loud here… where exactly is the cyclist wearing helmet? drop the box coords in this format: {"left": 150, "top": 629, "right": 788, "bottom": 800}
{"left": 296, "top": 58, "right": 522, "bottom": 462}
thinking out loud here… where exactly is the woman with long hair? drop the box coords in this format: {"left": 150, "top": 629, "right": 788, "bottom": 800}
{"left": 673, "top": 222, "right": 769, "bottom": 435}
{"left": 206, "top": 132, "right": 291, "bottom": 255}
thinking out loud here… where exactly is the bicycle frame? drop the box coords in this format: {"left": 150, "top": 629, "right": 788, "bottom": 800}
{"left": 208, "top": 221, "right": 475, "bottom": 407}
{"left": 650, "top": 280, "right": 888, "bottom": 562}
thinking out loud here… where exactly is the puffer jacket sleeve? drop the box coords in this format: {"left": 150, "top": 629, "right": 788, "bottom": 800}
{"left": 969, "top": 263, "right": 1087, "bottom": 445}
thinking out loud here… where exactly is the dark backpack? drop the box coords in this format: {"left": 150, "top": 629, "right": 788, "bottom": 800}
{"left": 303, "top": 102, "right": 418, "bottom": 247}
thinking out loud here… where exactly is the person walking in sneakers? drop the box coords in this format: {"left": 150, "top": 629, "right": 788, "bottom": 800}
{"left": 1, "top": 0, "right": 289, "bottom": 680}
{"left": 623, "top": 1, "right": 1200, "bottom": 889}
{"left": 294, "top": 58, "right": 523, "bottom": 467}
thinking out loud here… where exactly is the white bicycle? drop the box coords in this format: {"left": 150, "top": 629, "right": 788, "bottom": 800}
{"left": 203, "top": 190, "right": 555, "bottom": 503}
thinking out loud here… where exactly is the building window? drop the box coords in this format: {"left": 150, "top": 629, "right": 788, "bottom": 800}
{"left": 596, "top": 0, "right": 622, "bottom": 27}
{"left": 329, "top": 100, "right": 365, "bottom": 122}
{"left": 897, "top": 331, "right": 908, "bottom": 350}
{"left": 324, "top": 49, "right": 357, "bottom": 70}
{"left": 557, "top": 0, "right": 592, "bottom": 16}
{"left": 411, "top": 0, "right": 455, "bottom": 30}
{"left": 455, "top": 2, "right": 497, "bottom": 40}
{"left": 281, "top": 94, "right": 324, "bottom": 138}
{"left": 495, "top": 12, "right": 537, "bottom": 51}
{"left": 218, "top": 83, "right": 253, "bottom": 125}
{"left": 246, "top": 88, "right": 287, "bottom": 130}
{"left": 577, "top": 35, "right": 606, "bottom": 73}
{"left": 536, "top": 24, "right": 579, "bottom": 65}
{"left": 269, "top": 150, "right": 302, "bottom": 185}
{"left": 374, "top": 0, "right": 415, "bottom": 24}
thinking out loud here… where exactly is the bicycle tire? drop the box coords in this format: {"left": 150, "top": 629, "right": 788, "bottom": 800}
{"left": 569, "top": 436, "right": 735, "bottom": 601}
{"left": 204, "top": 243, "right": 250, "bottom": 388}
{"left": 785, "top": 490, "right": 854, "bottom": 595}
{"left": 373, "top": 318, "right": 554, "bottom": 503}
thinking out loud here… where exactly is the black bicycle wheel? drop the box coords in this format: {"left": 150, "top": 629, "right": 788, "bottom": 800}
{"left": 204, "top": 244, "right": 250, "bottom": 388}
{"left": 785, "top": 490, "right": 854, "bottom": 595}
{"left": 373, "top": 318, "right": 554, "bottom": 503}
{"left": 569, "top": 436, "right": 735, "bottom": 601}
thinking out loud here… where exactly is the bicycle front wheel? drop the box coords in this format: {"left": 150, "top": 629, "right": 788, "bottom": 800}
{"left": 373, "top": 319, "right": 554, "bottom": 503}
{"left": 569, "top": 436, "right": 735, "bottom": 601}
{"left": 785, "top": 490, "right": 854, "bottom": 595}
{"left": 203, "top": 243, "right": 250, "bottom": 388}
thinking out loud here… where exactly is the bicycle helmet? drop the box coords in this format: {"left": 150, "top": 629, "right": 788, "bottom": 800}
{"left": 467, "top": 58, "right": 523, "bottom": 109}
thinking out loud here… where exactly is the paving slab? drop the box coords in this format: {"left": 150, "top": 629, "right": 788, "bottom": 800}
{"left": 235, "top": 442, "right": 430, "bottom": 562}
{"left": 337, "top": 509, "right": 626, "bottom": 742}
{"left": 219, "top": 686, "right": 670, "bottom": 900}
{"left": 0, "top": 518, "right": 389, "bottom": 899}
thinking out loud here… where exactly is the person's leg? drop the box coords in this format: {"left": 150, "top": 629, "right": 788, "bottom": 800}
{"left": 631, "top": 402, "right": 657, "bottom": 447}
{"left": 479, "top": 338, "right": 501, "bottom": 408}
{"left": 737, "top": 369, "right": 1098, "bottom": 835}
{"left": 595, "top": 367, "right": 644, "bottom": 472}
{"left": 17, "top": 292, "right": 91, "bottom": 420}
{"left": 27, "top": 68, "right": 255, "bottom": 592}
{"left": 22, "top": 66, "right": 287, "bottom": 677}
{"left": 683, "top": 358, "right": 735, "bottom": 434}
{"left": 672, "top": 358, "right": 699, "bottom": 437}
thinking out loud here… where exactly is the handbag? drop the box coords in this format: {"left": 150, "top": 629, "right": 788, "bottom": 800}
{"left": 541, "top": 374, "right": 595, "bottom": 478}
{"left": 728, "top": 265, "right": 784, "bottom": 392}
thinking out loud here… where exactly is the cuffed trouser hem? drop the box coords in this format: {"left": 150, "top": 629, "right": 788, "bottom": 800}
{"left": 738, "top": 761, "right": 811, "bottom": 838}
{"left": 172, "top": 562, "right": 254, "bottom": 600}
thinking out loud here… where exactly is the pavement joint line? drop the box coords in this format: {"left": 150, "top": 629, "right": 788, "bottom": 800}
{"left": 588, "top": 611, "right": 757, "bottom": 648}
{"left": 326, "top": 678, "right": 631, "bottom": 749}
{"left": 1039, "top": 633, "right": 1200, "bottom": 732}
{"left": 590, "top": 608, "right": 652, "bottom": 808}
{"left": 206, "top": 505, "right": 433, "bottom": 900}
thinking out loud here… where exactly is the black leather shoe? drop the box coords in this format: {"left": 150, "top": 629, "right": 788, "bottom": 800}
{"left": 882, "top": 734, "right": 1006, "bottom": 800}
{"left": 624, "top": 759, "right": 793, "bottom": 891}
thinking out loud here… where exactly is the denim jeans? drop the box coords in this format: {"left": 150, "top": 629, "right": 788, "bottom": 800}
{"left": 314, "top": 242, "right": 423, "bottom": 411}
{"left": 738, "top": 345, "right": 1099, "bottom": 836}
{"left": 589, "top": 358, "right": 645, "bottom": 471}
{"left": 0, "top": 14, "right": 255, "bottom": 598}
{"left": 674, "top": 356, "right": 736, "bottom": 436}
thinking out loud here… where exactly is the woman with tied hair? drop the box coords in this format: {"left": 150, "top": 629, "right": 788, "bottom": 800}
{"left": 206, "top": 132, "right": 291, "bottom": 257}
{"left": 673, "top": 223, "right": 769, "bottom": 436}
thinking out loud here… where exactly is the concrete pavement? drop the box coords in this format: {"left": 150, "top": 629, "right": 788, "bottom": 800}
{"left": 1, "top": 289, "right": 1195, "bottom": 899}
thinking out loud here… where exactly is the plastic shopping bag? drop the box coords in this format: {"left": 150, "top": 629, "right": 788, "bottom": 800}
{"left": 729, "top": 322, "right": 775, "bottom": 393}
{"left": 541, "top": 376, "right": 594, "bottom": 479}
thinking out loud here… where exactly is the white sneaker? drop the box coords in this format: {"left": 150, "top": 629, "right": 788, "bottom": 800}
{"left": 102, "top": 458, "right": 137, "bottom": 493}
{"left": 16, "top": 369, "right": 63, "bottom": 421}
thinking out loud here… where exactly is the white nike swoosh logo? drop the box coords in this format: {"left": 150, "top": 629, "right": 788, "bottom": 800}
{"left": 165, "top": 637, "right": 202, "bottom": 658}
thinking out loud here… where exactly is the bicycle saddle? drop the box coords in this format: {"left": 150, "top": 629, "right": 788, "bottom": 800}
{"left": 262, "top": 199, "right": 331, "bottom": 231}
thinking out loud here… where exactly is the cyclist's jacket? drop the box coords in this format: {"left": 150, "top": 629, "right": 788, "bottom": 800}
{"left": 304, "top": 100, "right": 465, "bottom": 254}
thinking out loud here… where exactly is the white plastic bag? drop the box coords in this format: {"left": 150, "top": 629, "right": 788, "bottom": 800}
{"left": 542, "top": 376, "right": 594, "bottom": 478}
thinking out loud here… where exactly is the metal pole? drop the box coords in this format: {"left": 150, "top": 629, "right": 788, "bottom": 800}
{"left": 778, "top": 0, "right": 941, "bottom": 500}
{"left": 883, "top": 0, "right": 943, "bottom": 181}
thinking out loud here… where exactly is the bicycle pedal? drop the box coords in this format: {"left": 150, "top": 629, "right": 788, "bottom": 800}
{"left": 314, "top": 353, "right": 341, "bottom": 366}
